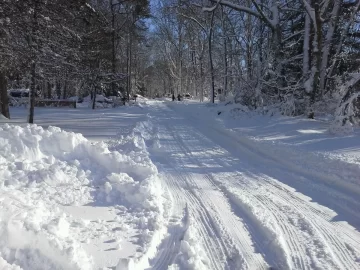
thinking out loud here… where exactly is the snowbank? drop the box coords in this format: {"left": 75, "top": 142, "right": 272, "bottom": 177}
{"left": 196, "top": 101, "right": 360, "bottom": 165}
{"left": 0, "top": 122, "right": 166, "bottom": 269}
{"left": 168, "top": 206, "right": 210, "bottom": 270}
{"left": 107, "top": 118, "right": 171, "bottom": 268}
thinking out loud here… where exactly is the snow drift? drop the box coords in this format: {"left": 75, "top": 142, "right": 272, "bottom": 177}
{"left": 0, "top": 122, "right": 166, "bottom": 269}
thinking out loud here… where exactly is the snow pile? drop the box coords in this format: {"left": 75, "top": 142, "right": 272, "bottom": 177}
{"left": 106, "top": 119, "right": 172, "bottom": 269}
{"left": 207, "top": 99, "right": 359, "bottom": 138}
{"left": 0, "top": 193, "right": 92, "bottom": 269}
{"left": 0, "top": 123, "right": 166, "bottom": 269}
{"left": 329, "top": 91, "right": 360, "bottom": 135}
{"left": 205, "top": 102, "right": 273, "bottom": 120}
{"left": 328, "top": 119, "right": 354, "bottom": 135}
{"left": 170, "top": 218, "right": 210, "bottom": 270}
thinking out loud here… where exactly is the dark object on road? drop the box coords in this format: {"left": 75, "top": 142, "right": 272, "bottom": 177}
{"left": 218, "top": 111, "right": 222, "bottom": 115}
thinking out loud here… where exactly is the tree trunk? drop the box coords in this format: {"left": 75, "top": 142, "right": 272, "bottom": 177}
{"left": 56, "top": 80, "right": 61, "bottom": 99}
{"left": 246, "top": 0, "right": 253, "bottom": 80}
{"left": 110, "top": 0, "right": 116, "bottom": 96}
{"left": 199, "top": 37, "right": 205, "bottom": 102}
{"left": 221, "top": 7, "right": 228, "bottom": 95}
{"left": 223, "top": 37, "right": 228, "bottom": 95}
{"left": 200, "top": 58, "right": 204, "bottom": 102}
{"left": 0, "top": 71, "right": 10, "bottom": 119}
{"left": 303, "top": 10, "right": 310, "bottom": 77}
{"left": 28, "top": 61, "right": 36, "bottom": 123}
{"left": 28, "top": 0, "right": 38, "bottom": 124}
{"left": 312, "top": 0, "right": 323, "bottom": 102}
{"left": 209, "top": 11, "right": 215, "bottom": 103}
{"left": 319, "top": 0, "right": 340, "bottom": 96}
{"left": 47, "top": 81, "right": 51, "bottom": 99}
{"left": 178, "top": 26, "right": 183, "bottom": 96}
{"left": 229, "top": 41, "right": 234, "bottom": 95}
{"left": 273, "top": 26, "right": 282, "bottom": 87}
{"left": 191, "top": 50, "right": 197, "bottom": 97}
{"left": 63, "top": 80, "right": 67, "bottom": 100}
{"left": 126, "top": 31, "right": 132, "bottom": 101}
{"left": 179, "top": 58, "right": 182, "bottom": 95}
{"left": 92, "top": 84, "right": 96, "bottom": 110}
{"left": 269, "top": 3, "right": 283, "bottom": 91}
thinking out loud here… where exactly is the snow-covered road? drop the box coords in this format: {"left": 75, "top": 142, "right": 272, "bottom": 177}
{"left": 1, "top": 99, "right": 360, "bottom": 270}
{"left": 143, "top": 101, "right": 360, "bottom": 270}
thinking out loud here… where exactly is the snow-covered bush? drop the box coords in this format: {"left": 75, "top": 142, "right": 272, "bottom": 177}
{"left": 329, "top": 74, "right": 360, "bottom": 134}
{"left": 329, "top": 119, "right": 354, "bottom": 135}
{"left": 234, "top": 83, "right": 259, "bottom": 109}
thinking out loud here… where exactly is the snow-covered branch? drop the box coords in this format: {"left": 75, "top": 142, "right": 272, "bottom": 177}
{"left": 300, "top": 0, "right": 317, "bottom": 32}
{"left": 202, "top": 0, "right": 221, "bottom": 12}
{"left": 205, "top": 0, "right": 275, "bottom": 29}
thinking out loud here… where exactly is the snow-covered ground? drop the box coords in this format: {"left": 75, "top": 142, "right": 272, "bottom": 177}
{"left": 1, "top": 98, "right": 360, "bottom": 270}
{"left": 0, "top": 101, "right": 170, "bottom": 270}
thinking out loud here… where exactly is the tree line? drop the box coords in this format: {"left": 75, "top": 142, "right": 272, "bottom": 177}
{"left": 0, "top": 0, "right": 150, "bottom": 122}
{"left": 148, "top": 0, "right": 360, "bottom": 125}
{"left": 1, "top": 0, "right": 359, "bottom": 126}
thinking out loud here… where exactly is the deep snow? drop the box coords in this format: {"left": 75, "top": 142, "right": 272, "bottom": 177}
{"left": 0, "top": 101, "right": 169, "bottom": 269}
{"left": 1, "top": 98, "right": 360, "bottom": 270}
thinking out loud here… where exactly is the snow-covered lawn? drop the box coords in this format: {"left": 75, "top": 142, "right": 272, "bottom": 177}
{"left": 203, "top": 102, "right": 360, "bottom": 165}
{"left": 1, "top": 98, "right": 360, "bottom": 270}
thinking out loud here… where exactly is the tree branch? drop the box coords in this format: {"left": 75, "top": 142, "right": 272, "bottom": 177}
{"left": 202, "top": 0, "right": 221, "bottom": 12}
{"left": 251, "top": 0, "right": 275, "bottom": 29}
{"left": 205, "top": 0, "right": 275, "bottom": 29}
{"left": 300, "top": 0, "right": 317, "bottom": 32}
{"left": 178, "top": 12, "right": 207, "bottom": 34}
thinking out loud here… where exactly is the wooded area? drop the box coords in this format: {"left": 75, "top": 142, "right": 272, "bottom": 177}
{"left": 0, "top": 0, "right": 150, "bottom": 122}
{"left": 1, "top": 0, "right": 360, "bottom": 126}
{"left": 149, "top": 0, "right": 360, "bottom": 126}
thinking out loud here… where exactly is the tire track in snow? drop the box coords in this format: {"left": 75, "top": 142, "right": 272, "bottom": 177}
{"left": 146, "top": 117, "right": 268, "bottom": 270}
{"left": 156, "top": 114, "right": 293, "bottom": 269}
{"left": 167, "top": 123, "right": 282, "bottom": 269}
{"left": 168, "top": 128, "right": 287, "bottom": 270}
{"left": 153, "top": 116, "right": 271, "bottom": 269}
{"left": 146, "top": 134, "right": 226, "bottom": 270}
{"left": 199, "top": 153, "right": 360, "bottom": 270}
{"left": 147, "top": 205, "right": 188, "bottom": 270}
{"left": 185, "top": 119, "right": 360, "bottom": 269}
{"left": 167, "top": 121, "right": 273, "bottom": 269}
{"left": 181, "top": 109, "right": 360, "bottom": 226}
{"left": 171, "top": 105, "right": 360, "bottom": 267}
{"left": 255, "top": 177, "right": 360, "bottom": 269}
{"left": 146, "top": 102, "right": 360, "bottom": 269}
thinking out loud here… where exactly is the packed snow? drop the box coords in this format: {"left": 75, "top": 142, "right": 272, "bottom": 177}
{"left": 0, "top": 97, "right": 360, "bottom": 270}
